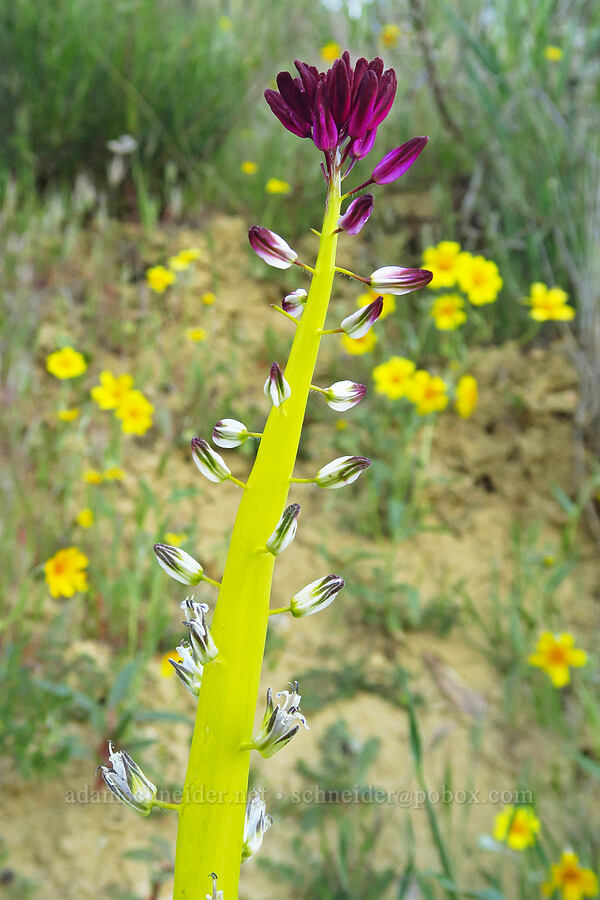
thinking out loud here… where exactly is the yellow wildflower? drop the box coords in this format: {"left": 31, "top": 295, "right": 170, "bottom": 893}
{"left": 146, "top": 265, "right": 176, "bottom": 293}
{"left": 186, "top": 327, "right": 208, "bottom": 343}
{"left": 57, "top": 408, "right": 80, "bottom": 422}
{"left": 218, "top": 16, "right": 232, "bottom": 31}
{"left": 160, "top": 650, "right": 183, "bottom": 678}
{"left": 83, "top": 469, "right": 103, "bottom": 484}
{"left": 104, "top": 466, "right": 125, "bottom": 480}
{"left": 372, "top": 357, "right": 416, "bottom": 400}
{"left": 75, "top": 508, "right": 94, "bottom": 528}
{"left": 265, "top": 178, "right": 291, "bottom": 195}
{"left": 422, "top": 241, "right": 463, "bottom": 289}
{"left": 455, "top": 375, "right": 478, "bottom": 419}
{"left": 44, "top": 547, "right": 89, "bottom": 598}
{"left": 356, "top": 291, "right": 396, "bottom": 320}
{"left": 407, "top": 370, "right": 449, "bottom": 414}
{"left": 543, "top": 555, "right": 556, "bottom": 568}
{"left": 544, "top": 46, "right": 563, "bottom": 61}
{"left": 169, "top": 248, "right": 201, "bottom": 271}
{"left": 201, "top": 292, "right": 216, "bottom": 306}
{"left": 241, "top": 161, "right": 258, "bottom": 175}
{"left": 335, "top": 419, "right": 348, "bottom": 431}
{"left": 46, "top": 347, "right": 87, "bottom": 379}
{"left": 528, "top": 631, "right": 587, "bottom": 687}
{"left": 526, "top": 282, "right": 574, "bottom": 322}
{"left": 493, "top": 805, "right": 540, "bottom": 850}
{"left": 543, "top": 851, "right": 599, "bottom": 900}
{"left": 457, "top": 254, "right": 503, "bottom": 305}
{"left": 320, "top": 41, "right": 341, "bottom": 63}
{"left": 164, "top": 532, "right": 188, "bottom": 546}
{"left": 341, "top": 331, "right": 378, "bottom": 355}
{"left": 115, "top": 389, "right": 154, "bottom": 436}
{"left": 430, "top": 293, "right": 466, "bottom": 330}
{"left": 90, "top": 371, "right": 134, "bottom": 410}
{"left": 380, "top": 24, "right": 401, "bottom": 47}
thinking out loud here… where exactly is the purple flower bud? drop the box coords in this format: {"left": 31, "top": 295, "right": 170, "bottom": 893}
{"left": 370, "top": 69, "right": 397, "bottom": 128}
{"left": 323, "top": 380, "right": 367, "bottom": 412}
{"left": 266, "top": 503, "right": 300, "bottom": 556}
{"left": 264, "top": 362, "right": 291, "bottom": 408}
{"left": 191, "top": 437, "right": 231, "bottom": 483}
{"left": 290, "top": 574, "right": 345, "bottom": 617}
{"left": 264, "top": 90, "right": 311, "bottom": 139}
{"left": 337, "top": 194, "right": 374, "bottom": 236}
{"left": 372, "top": 137, "right": 429, "bottom": 185}
{"left": 350, "top": 128, "right": 377, "bottom": 161}
{"left": 328, "top": 58, "right": 351, "bottom": 126}
{"left": 312, "top": 82, "right": 338, "bottom": 152}
{"left": 341, "top": 296, "right": 383, "bottom": 339}
{"left": 282, "top": 288, "right": 307, "bottom": 319}
{"left": 249, "top": 226, "right": 297, "bottom": 269}
{"left": 348, "top": 69, "right": 378, "bottom": 139}
{"left": 315, "top": 456, "right": 371, "bottom": 490}
{"left": 294, "top": 59, "right": 319, "bottom": 103}
{"left": 276, "top": 71, "right": 312, "bottom": 123}
{"left": 212, "top": 418, "right": 249, "bottom": 449}
{"left": 369, "top": 266, "right": 433, "bottom": 295}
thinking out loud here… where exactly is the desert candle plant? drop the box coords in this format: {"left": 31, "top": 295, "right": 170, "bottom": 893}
{"left": 98, "top": 50, "right": 432, "bottom": 899}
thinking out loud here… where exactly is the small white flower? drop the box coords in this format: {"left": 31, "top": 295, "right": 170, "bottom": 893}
{"left": 181, "top": 597, "right": 218, "bottom": 664}
{"left": 290, "top": 574, "right": 345, "bottom": 617}
{"left": 107, "top": 134, "right": 138, "bottom": 155}
{"left": 191, "top": 438, "right": 231, "bottom": 483}
{"left": 315, "top": 456, "right": 371, "bottom": 489}
{"left": 250, "top": 682, "right": 309, "bottom": 757}
{"left": 153, "top": 543, "right": 204, "bottom": 585}
{"left": 282, "top": 288, "right": 307, "bottom": 319}
{"left": 212, "top": 419, "right": 249, "bottom": 449}
{"left": 98, "top": 741, "right": 157, "bottom": 816}
{"left": 264, "top": 362, "right": 291, "bottom": 408}
{"left": 266, "top": 503, "right": 300, "bottom": 556}
{"left": 170, "top": 641, "right": 203, "bottom": 695}
{"left": 242, "top": 789, "right": 273, "bottom": 861}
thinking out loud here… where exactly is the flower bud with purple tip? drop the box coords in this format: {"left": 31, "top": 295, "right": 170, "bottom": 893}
{"left": 369, "top": 266, "right": 432, "bottom": 295}
{"left": 212, "top": 419, "right": 249, "bottom": 449}
{"left": 315, "top": 455, "right": 371, "bottom": 489}
{"left": 282, "top": 288, "right": 307, "bottom": 319}
{"left": 341, "top": 296, "right": 383, "bottom": 338}
{"left": 337, "top": 194, "right": 374, "bottom": 236}
{"left": 153, "top": 543, "right": 204, "bottom": 585}
{"left": 191, "top": 438, "right": 231, "bottom": 483}
{"left": 372, "top": 136, "right": 429, "bottom": 184}
{"left": 322, "top": 380, "right": 367, "bottom": 411}
{"left": 290, "top": 574, "right": 345, "bottom": 617}
{"left": 264, "top": 362, "right": 291, "bottom": 408}
{"left": 266, "top": 503, "right": 300, "bottom": 556}
{"left": 248, "top": 226, "right": 297, "bottom": 269}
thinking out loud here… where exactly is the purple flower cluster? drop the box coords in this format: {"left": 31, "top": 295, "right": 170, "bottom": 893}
{"left": 265, "top": 52, "right": 396, "bottom": 166}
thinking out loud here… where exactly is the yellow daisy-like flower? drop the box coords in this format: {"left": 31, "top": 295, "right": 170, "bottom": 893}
{"left": 44, "top": 547, "right": 89, "bottom": 598}
{"left": 75, "top": 508, "right": 94, "bottom": 528}
{"left": 543, "top": 851, "right": 599, "bottom": 900}
{"left": 545, "top": 46, "right": 564, "bottom": 61}
{"left": 159, "top": 650, "right": 184, "bottom": 678}
{"left": 265, "top": 178, "right": 291, "bottom": 195}
{"left": 83, "top": 468, "right": 103, "bottom": 484}
{"left": 163, "top": 532, "right": 188, "bottom": 546}
{"left": 430, "top": 293, "right": 467, "bottom": 330}
{"left": 356, "top": 291, "right": 396, "bottom": 320}
{"left": 241, "top": 161, "right": 258, "bottom": 175}
{"left": 372, "top": 357, "right": 416, "bottom": 400}
{"left": 341, "top": 330, "right": 378, "bottom": 355}
{"left": 46, "top": 347, "right": 87, "bottom": 380}
{"left": 320, "top": 42, "right": 341, "bottom": 63}
{"left": 526, "top": 282, "right": 574, "bottom": 322}
{"left": 186, "top": 327, "right": 208, "bottom": 343}
{"left": 422, "top": 241, "right": 463, "bottom": 289}
{"left": 455, "top": 375, "right": 478, "bottom": 419}
{"left": 90, "top": 371, "right": 134, "bottom": 410}
{"left": 407, "top": 370, "right": 449, "bottom": 415}
{"left": 528, "top": 631, "right": 587, "bottom": 688}
{"left": 115, "top": 389, "right": 154, "bottom": 436}
{"left": 380, "top": 23, "right": 401, "bottom": 47}
{"left": 57, "top": 408, "right": 80, "bottom": 422}
{"left": 457, "top": 254, "right": 503, "bottom": 305}
{"left": 146, "top": 265, "right": 176, "bottom": 293}
{"left": 201, "top": 292, "right": 216, "bottom": 306}
{"left": 493, "top": 805, "right": 540, "bottom": 850}
{"left": 103, "top": 466, "right": 125, "bottom": 481}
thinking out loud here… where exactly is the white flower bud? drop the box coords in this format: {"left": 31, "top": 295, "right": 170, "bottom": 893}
{"left": 315, "top": 456, "right": 371, "bottom": 489}
{"left": 212, "top": 419, "right": 249, "bottom": 449}
{"left": 191, "top": 437, "right": 231, "bottom": 483}
{"left": 153, "top": 543, "right": 204, "bottom": 585}
{"left": 341, "top": 296, "right": 383, "bottom": 339}
{"left": 266, "top": 503, "right": 300, "bottom": 556}
{"left": 290, "top": 574, "right": 345, "bottom": 617}
{"left": 322, "top": 380, "right": 366, "bottom": 411}
{"left": 264, "top": 362, "right": 291, "bottom": 408}
{"left": 282, "top": 288, "right": 307, "bottom": 318}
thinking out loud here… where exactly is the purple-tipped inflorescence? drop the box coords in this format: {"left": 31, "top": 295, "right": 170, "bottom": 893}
{"left": 264, "top": 52, "right": 397, "bottom": 171}
{"left": 337, "top": 193, "right": 374, "bottom": 235}
{"left": 369, "top": 266, "right": 432, "bottom": 295}
{"left": 341, "top": 295, "right": 383, "bottom": 338}
{"left": 248, "top": 226, "right": 297, "bottom": 269}
{"left": 264, "top": 362, "right": 291, "bottom": 408}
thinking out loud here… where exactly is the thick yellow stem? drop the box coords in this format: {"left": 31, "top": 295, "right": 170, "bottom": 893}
{"left": 173, "top": 170, "right": 342, "bottom": 899}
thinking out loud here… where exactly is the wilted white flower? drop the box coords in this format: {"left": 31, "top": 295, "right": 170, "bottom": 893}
{"left": 170, "top": 641, "right": 204, "bottom": 695}
{"left": 242, "top": 789, "right": 273, "bottom": 861}
{"left": 250, "top": 682, "right": 308, "bottom": 757}
{"left": 206, "top": 873, "right": 223, "bottom": 900}
{"left": 98, "top": 741, "right": 157, "bottom": 815}
{"left": 181, "top": 597, "right": 218, "bottom": 664}
{"left": 290, "top": 574, "right": 345, "bottom": 617}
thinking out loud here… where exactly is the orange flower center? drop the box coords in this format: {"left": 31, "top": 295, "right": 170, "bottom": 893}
{"left": 549, "top": 646, "right": 568, "bottom": 665}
